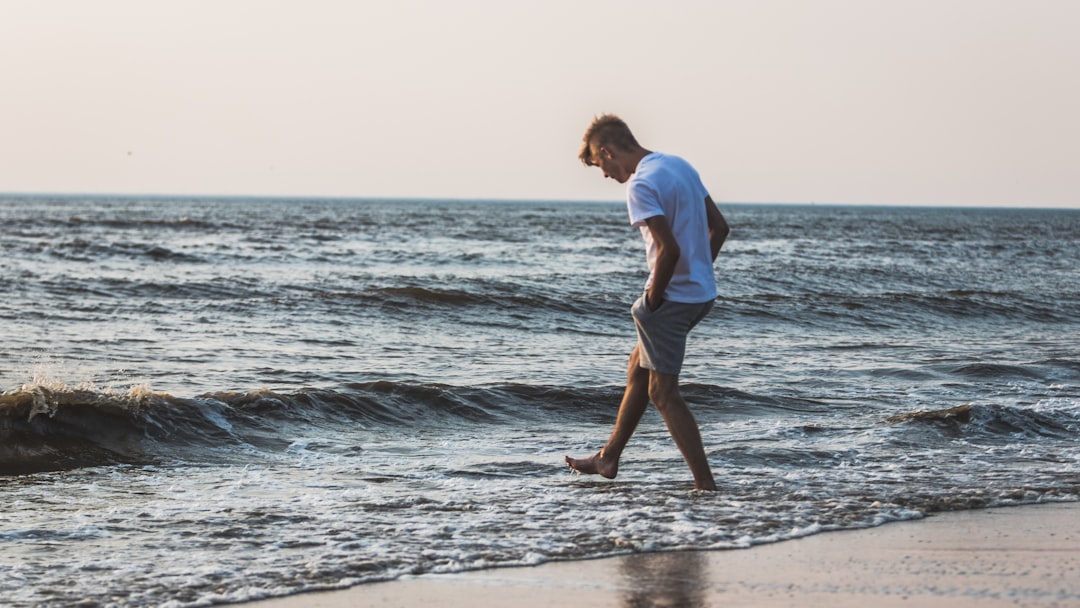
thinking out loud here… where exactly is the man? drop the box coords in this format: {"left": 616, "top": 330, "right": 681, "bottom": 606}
{"left": 565, "top": 114, "right": 729, "bottom": 491}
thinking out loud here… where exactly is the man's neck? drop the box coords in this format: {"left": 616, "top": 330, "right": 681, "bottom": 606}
{"left": 624, "top": 147, "right": 653, "bottom": 175}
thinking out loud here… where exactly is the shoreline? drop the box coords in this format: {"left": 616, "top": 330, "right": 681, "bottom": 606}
{"left": 235, "top": 500, "right": 1080, "bottom": 607}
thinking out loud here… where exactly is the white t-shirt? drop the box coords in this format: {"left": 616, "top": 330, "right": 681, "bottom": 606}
{"left": 626, "top": 152, "right": 717, "bottom": 303}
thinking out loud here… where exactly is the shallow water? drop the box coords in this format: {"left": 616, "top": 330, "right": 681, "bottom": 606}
{"left": 2, "top": 196, "right": 1078, "bottom": 607}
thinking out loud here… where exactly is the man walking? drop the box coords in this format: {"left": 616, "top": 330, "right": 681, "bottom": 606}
{"left": 565, "top": 114, "right": 729, "bottom": 491}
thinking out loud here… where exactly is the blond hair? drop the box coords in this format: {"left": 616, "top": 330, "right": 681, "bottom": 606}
{"left": 578, "top": 114, "right": 641, "bottom": 166}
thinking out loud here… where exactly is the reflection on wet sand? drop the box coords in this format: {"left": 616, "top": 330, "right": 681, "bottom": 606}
{"left": 619, "top": 551, "right": 708, "bottom": 608}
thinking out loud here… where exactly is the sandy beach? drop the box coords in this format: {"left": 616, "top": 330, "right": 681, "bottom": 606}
{"left": 238, "top": 501, "right": 1079, "bottom": 608}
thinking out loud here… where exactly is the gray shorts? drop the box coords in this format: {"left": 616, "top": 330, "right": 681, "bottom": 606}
{"left": 631, "top": 294, "right": 714, "bottom": 375}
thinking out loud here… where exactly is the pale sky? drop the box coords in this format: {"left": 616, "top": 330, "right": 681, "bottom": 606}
{"left": 2, "top": 1, "right": 1078, "bottom": 207}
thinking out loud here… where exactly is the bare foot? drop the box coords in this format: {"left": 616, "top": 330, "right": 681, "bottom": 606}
{"left": 564, "top": 451, "right": 618, "bottom": 479}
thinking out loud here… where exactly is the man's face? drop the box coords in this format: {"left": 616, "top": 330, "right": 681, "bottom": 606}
{"left": 591, "top": 144, "right": 630, "bottom": 184}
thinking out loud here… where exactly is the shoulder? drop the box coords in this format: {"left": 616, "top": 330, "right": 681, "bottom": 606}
{"left": 636, "top": 152, "right": 698, "bottom": 181}
{"left": 636, "top": 152, "right": 666, "bottom": 174}
{"left": 657, "top": 153, "right": 699, "bottom": 178}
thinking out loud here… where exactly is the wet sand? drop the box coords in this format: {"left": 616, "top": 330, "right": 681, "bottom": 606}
{"left": 237, "top": 501, "right": 1080, "bottom": 607}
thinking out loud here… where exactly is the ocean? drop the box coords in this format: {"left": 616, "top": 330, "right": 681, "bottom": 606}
{"left": 2, "top": 195, "right": 1078, "bottom": 607}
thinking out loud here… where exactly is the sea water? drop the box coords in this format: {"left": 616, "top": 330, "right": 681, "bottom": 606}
{"left": 2, "top": 196, "right": 1078, "bottom": 607}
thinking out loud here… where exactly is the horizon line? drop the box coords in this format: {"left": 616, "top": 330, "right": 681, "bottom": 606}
{"left": 1, "top": 191, "right": 1077, "bottom": 211}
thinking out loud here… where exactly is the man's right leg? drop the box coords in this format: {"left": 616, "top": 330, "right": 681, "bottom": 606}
{"left": 648, "top": 371, "right": 717, "bottom": 491}
{"left": 565, "top": 345, "right": 650, "bottom": 478}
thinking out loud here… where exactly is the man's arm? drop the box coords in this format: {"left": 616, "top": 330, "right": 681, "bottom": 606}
{"left": 705, "top": 195, "right": 729, "bottom": 261}
{"left": 643, "top": 214, "right": 681, "bottom": 312}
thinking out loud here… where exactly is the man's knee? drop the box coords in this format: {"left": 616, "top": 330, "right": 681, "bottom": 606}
{"left": 647, "top": 372, "right": 681, "bottom": 410}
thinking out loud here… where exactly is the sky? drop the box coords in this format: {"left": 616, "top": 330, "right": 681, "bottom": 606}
{"left": 2, "top": 1, "right": 1078, "bottom": 207}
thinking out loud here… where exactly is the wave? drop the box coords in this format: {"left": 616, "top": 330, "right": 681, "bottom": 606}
{"left": 18, "top": 274, "right": 630, "bottom": 325}
{"left": 0, "top": 380, "right": 627, "bottom": 475}
{"left": 0, "top": 382, "right": 242, "bottom": 474}
{"left": 887, "top": 402, "right": 1080, "bottom": 442}
{"left": 37, "top": 270, "right": 1077, "bottom": 332}
{"left": 722, "top": 288, "right": 1080, "bottom": 327}
{"left": 0, "top": 378, "right": 845, "bottom": 475}
{"left": 7, "top": 376, "right": 1076, "bottom": 476}
{"left": 6, "top": 213, "right": 222, "bottom": 233}
{"left": 42, "top": 238, "right": 207, "bottom": 263}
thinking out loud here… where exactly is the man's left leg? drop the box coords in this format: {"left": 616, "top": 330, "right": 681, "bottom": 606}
{"left": 648, "top": 371, "right": 717, "bottom": 491}
{"left": 565, "top": 345, "right": 651, "bottom": 479}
